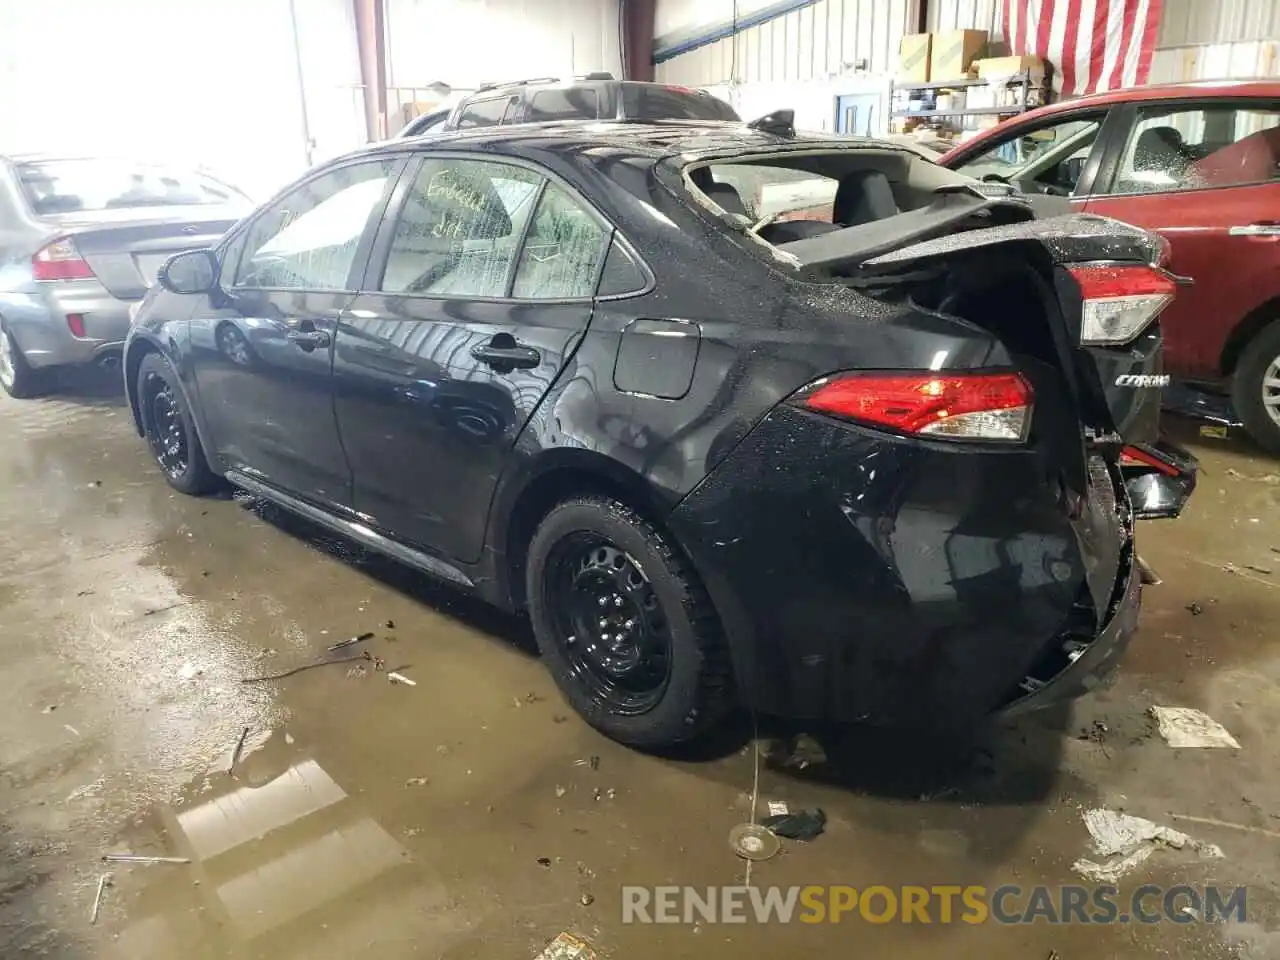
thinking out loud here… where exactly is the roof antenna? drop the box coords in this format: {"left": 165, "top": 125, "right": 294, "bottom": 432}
{"left": 748, "top": 109, "right": 795, "bottom": 138}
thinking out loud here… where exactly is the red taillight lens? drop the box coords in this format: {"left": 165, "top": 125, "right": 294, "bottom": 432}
{"left": 798, "top": 371, "right": 1034, "bottom": 442}
{"left": 1119, "top": 444, "right": 1180, "bottom": 477}
{"left": 32, "top": 237, "right": 95, "bottom": 282}
{"left": 1068, "top": 263, "right": 1176, "bottom": 346}
{"left": 66, "top": 313, "right": 86, "bottom": 338}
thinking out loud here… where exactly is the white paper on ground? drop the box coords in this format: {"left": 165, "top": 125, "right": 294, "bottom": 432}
{"left": 1072, "top": 808, "right": 1224, "bottom": 882}
{"left": 1151, "top": 706, "right": 1241, "bottom": 748}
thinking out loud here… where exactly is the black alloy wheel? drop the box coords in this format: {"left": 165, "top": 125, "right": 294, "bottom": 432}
{"left": 136, "top": 352, "right": 220, "bottom": 495}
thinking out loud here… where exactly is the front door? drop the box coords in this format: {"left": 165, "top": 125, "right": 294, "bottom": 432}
{"left": 191, "top": 158, "right": 400, "bottom": 509}
{"left": 333, "top": 155, "right": 608, "bottom": 562}
{"left": 1081, "top": 99, "right": 1280, "bottom": 378}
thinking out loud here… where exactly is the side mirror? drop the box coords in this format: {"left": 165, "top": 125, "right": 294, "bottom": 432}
{"left": 158, "top": 249, "right": 218, "bottom": 295}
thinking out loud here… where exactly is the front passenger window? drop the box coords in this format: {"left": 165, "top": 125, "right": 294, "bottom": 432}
{"left": 234, "top": 160, "right": 395, "bottom": 290}
{"left": 511, "top": 184, "right": 607, "bottom": 298}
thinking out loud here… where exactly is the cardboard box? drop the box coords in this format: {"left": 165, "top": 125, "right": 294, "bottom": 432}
{"left": 930, "top": 29, "right": 988, "bottom": 81}
{"left": 897, "top": 33, "right": 932, "bottom": 83}
{"left": 975, "top": 54, "right": 1047, "bottom": 82}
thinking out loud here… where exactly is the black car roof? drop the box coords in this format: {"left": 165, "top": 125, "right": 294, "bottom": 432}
{"left": 370, "top": 120, "right": 904, "bottom": 167}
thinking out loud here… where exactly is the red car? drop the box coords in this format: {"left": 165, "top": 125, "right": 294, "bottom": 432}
{"left": 939, "top": 81, "right": 1280, "bottom": 452}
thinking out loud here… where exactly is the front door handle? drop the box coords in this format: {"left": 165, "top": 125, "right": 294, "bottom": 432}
{"left": 1228, "top": 222, "right": 1280, "bottom": 237}
{"left": 287, "top": 329, "right": 332, "bottom": 351}
{"left": 471, "top": 336, "right": 540, "bottom": 370}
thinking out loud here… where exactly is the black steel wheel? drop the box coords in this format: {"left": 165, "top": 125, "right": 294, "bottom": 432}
{"left": 136, "top": 352, "right": 220, "bottom": 495}
{"left": 526, "top": 495, "right": 733, "bottom": 748}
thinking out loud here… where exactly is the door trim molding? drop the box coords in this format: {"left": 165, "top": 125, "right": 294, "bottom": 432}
{"left": 225, "top": 469, "right": 475, "bottom": 589}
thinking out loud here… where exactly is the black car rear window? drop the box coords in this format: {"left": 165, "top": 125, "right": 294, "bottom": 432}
{"left": 528, "top": 88, "right": 599, "bottom": 122}
{"left": 456, "top": 97, "right": 509, "bottom": 128}
{"left": 15, "top": 159, "right": 243, "bottom": 215}
{"left": 621, "top": 84, "right": 739, "bottom": 122}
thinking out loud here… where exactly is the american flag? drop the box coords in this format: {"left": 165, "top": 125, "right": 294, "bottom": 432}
{"left": 1001, "top": 0, "right": 1165, "bottom": 97}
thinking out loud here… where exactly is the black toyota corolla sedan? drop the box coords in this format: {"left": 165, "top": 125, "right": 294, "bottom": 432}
{"left": 123, "top": 118, "right": 1195, "bottom": 748}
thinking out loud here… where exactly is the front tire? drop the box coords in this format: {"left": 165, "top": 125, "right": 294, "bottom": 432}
{"left": 1232, "top": 319, "right": 1280, "bottom": 455}
{"left": 137, "top": 352, "right": 220, "bottom": 495}
{"left": 0, "top": 322, "right": 44, "bottom": 399}
{"left": 526, "top": 495, "right": 733, "bottom": 748}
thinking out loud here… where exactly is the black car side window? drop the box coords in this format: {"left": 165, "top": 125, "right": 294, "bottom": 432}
{"left": 595, "top": 239, "right": 647, "bottom": 297}
{"left": 510, "top": 183, "right": 607, "bottom": 299}
{"left": 233, "top": 160, "right": 396, "bottom": 291}
{"left": 379, "top": 158, "right": 541, "bottom": 297}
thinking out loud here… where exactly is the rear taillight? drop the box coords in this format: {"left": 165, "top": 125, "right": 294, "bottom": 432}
{"left": 32, "top": 237, "right": 95, "bottom": 282}
{"left": 796, "top": 371, "right": 1033, "bottom": 443}
{"left": 66, "top": 313, "right": 86, "bottom": 338}
{"left": 1068, "top": 263, "right": 1175, "bottom": 346}
{"left": 1119, "top": 444, "right": 1180, "bottom": 477}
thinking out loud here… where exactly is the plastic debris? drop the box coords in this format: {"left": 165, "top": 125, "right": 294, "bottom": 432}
{"left": 1072, "top": 808, "right": 1223, "bottom": 883}
{"left": 227, "top": 726, "right": 250, "bottom": 776}
{"left": 574, "top": 756, "right": 600, "bottom": 770}
{"left": 533, "top": 932, "right": 597, "bottom": 960}
{"left": 90, "top": 873, "right": 112, "bottom": 924}
{"left": 729, "top": 823, "right": 781, "bottom": 861}
{"left": 1151, "top": 706, "right": 1240, "bottom": 749}
{"left": 537, "top": 857, "right": 552, "bottom": 867}
{"left": 1186, "top": 601, "right": 1204, "bottom": 615}
{"left": 555, "top": 785, "right": 568, "bottom": 798}
{"left": 405, "top": 776, "right": 428, "bottom": 787}
{"left": 766, "top": 800, "right": 790, "bottom": 817}
{"left": 580, "top": 892, "right": 594, "bottom": 906}
{"left": 178, "top": 662, "right": 203, "bottom": 681}
{"left": 101, "top": 854, "right": 191, "bottom": 864}
{"left": 763, "top": 807, "right": 827, "bottom": 841}
{"left": 328, "top": 631, "right": 374, "bottom": 652}
{"left": 388, "top": 671, "right": 416, "bottom": 687}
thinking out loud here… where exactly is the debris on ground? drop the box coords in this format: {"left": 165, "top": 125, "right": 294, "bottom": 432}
{"left": 552, "top": 714, "right": 569, "bottom": 724}
{"left": 1072, "top": 808, "right": 1223, "bottom": 883}
{"left": 1244, "top": 564, "right": 1273, "bottom": 575}
{"left": 574, "top": 756, "right": 600, "bottom": 770}
{"left": 253, "top": 647, "right": 278, "bottom": 660}
{"left": 387, "top": 671, "right": 416, "bottom": 687}
{"left": 227, "top": 726, "right": 250, "bottom": 776}
{"left": 533, "top": 932, "right": 597, "bottom": 960}
{"left": 771, "top": 732, "right": 827, "bottom": 770}
{"left": 579, "top": 892, "right": 594, "bottom": 906}
{"left": 555, "top": 785, "right": 568, "bottom": 798}
{"left": 241, "top": 651, "right": 371, "bottom": 684}
{"left": 1136, "top": 555, "right": 1162, "bottom": 585}
{"left": 178, "top": 662, "right": 203, "bottom": 681}
{"left": 763, "top": 807, "right": 827, "bottom": 841}
{"left": 1199, "top": 425, "right": 1229, "bottom": 439}
{"left": 384, "top": 619, "right": 395, "bottom": 629}
{"left": 1151, "top": 706, "right": 1241, "bottom": 748}
{"left": 1186, "top": 601, "right": 1204, "bottom": 615}
{"left": 1077, "top": 720, "right": 1109, "bottom": 745}
{"left": 766, "top": 800, "right": 790, "bottom": 817}
{"left": 405, "top": 777, "right": 429, "bottom": 787}
{"left": 327, "top": 631, "right": 374, "bottom": 652}
{"left": 41, "top": 704, "right": 58, "bottom": 714}
{"left": 537, "top": 857, "right": 552, "bottom": 867}
{"left": 345, "top": 664, "right": 367, "bottom": 680}
{"left": 1168, "top": 812, "right": 1280, "bottom": 840}
{"left": 90, "top": 873, "right": 112, "bottom": 924}
{"left": 101, "top": 854, "right": 191, "bottom": 864}
{"left": 729, "top": 823, "right": 782, "bottom": 861}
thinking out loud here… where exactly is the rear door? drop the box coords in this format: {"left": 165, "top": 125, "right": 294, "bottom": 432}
{"left": 333, "top": 153, "right": 610, "bottom": 562}
{"left": 190, "top": 157, "right": 401, "bottom": 509}
{"left": 1082, "top": 98, "right": 1280, "bottom": 379}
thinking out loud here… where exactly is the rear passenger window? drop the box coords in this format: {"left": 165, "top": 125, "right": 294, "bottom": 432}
{"left": 596, "top": 239, "right": 646, "bottom": 296}
{"left": 511, "top": 183, "right": 607, "bottom": 299}
{"left": 379, "top": 158, "right": 540, "bottom": 297}
{"left": 455, "top": 97, "right": 509, "bottom": 129}
{"left": 528, "top": 89, "right": 599, "bottom": 122}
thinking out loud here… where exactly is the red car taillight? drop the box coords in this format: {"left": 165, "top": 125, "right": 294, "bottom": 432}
{"left": 796, "top": 371, "right": 1034, "bottom": 443}
{"left": 32, "top": 237, "right": 96, "bottom": 282}
{"left": 1068, "top": 263, "right": 1176, "bottom": 346}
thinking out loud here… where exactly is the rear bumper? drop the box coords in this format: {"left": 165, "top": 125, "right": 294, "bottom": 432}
{"left": 668, "top": 404, "right": 1138, "bottom": 727}
{"left": 1, "top": 281, "right": 132, "bottom": 368}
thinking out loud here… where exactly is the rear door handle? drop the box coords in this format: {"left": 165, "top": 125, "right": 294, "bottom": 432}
{"left": 287, "top": 329, "right": 332, "bottom": 351}
{"left": 1228, "top": 222, "right": 1280, "bottom": 237}
{"left": 471, "top": 339, "right": 540, "bottom": 369}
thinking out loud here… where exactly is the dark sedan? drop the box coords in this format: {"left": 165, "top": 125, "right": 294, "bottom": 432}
{"left": 124, "top": 119, "right": 1192, "bottom": 747}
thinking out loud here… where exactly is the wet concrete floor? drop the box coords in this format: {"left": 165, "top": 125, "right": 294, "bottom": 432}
{"left": 2, "top": 376, "right": 1279, "bottom": 959}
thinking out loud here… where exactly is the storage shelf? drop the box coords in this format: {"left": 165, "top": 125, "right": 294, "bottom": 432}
{"left": 892, "top": 77, "right": 989, "bottom": 91}
{"left": 891, "top": 105, "right": 1029, "bottom": 118}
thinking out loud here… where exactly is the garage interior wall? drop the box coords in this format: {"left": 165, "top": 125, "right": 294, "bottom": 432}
{"left": 0, "top": 0, "right": 365, "bottom": 200}
{"left": 656, "top": 0, "right": 1280, "bottom": 134}
{"left": 385, "top": 0, "right": 624, "bottom": 103}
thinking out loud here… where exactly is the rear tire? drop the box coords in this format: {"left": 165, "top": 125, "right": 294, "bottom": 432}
{"left": 137, "top": 352, "right": 220, "bottom": 495}
{"left": 0, "top": 321, "right": 44, "bottom": 399}
{"left": 1232, "top": 319, "right": 1280, "bottom": 455}
{"left": 526, "top": 495, "right": 733, "bottom": 748}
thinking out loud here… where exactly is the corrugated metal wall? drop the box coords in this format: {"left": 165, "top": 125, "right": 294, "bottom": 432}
{"left": 1153, "top": 0, "right": 1280, "bottom": 82}
{"left": 926, "top": 0, "right": 1003, "bottom": 37}
{"left": 655, "top": 0, "right": 919, "bottom": 87}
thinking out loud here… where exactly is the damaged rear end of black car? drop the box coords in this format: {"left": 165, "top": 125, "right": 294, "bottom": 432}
{"left": 646, "top": 129, "right": 1197, "bottom": 733}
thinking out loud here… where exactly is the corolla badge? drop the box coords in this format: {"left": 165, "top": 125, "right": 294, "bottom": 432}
{"left": 1115, "top": 374, "right": 1171, "bottom": 388}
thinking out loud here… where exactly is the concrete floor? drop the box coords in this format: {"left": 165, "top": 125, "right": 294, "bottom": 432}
{"left": 2, "top": 375, "right": 1280, "bottom": 959}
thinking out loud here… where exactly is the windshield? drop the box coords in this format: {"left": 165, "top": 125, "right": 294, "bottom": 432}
{"left": 15, "top": 159, "right": 246, "bottom": 216}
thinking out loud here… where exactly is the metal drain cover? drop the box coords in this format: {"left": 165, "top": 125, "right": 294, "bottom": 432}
{"left": 729, "top": 823, "right": 780, "bottom": 861}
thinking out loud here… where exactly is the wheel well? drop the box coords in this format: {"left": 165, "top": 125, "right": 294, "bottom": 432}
{"left": 1221, "top": 296, "right": 1280, "bottom": 376}
{"left": 502, "top": 465, "right": 662, "bottom": 610}
{"left": 125, "top": 340, "right": 158, "bottom": 434}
